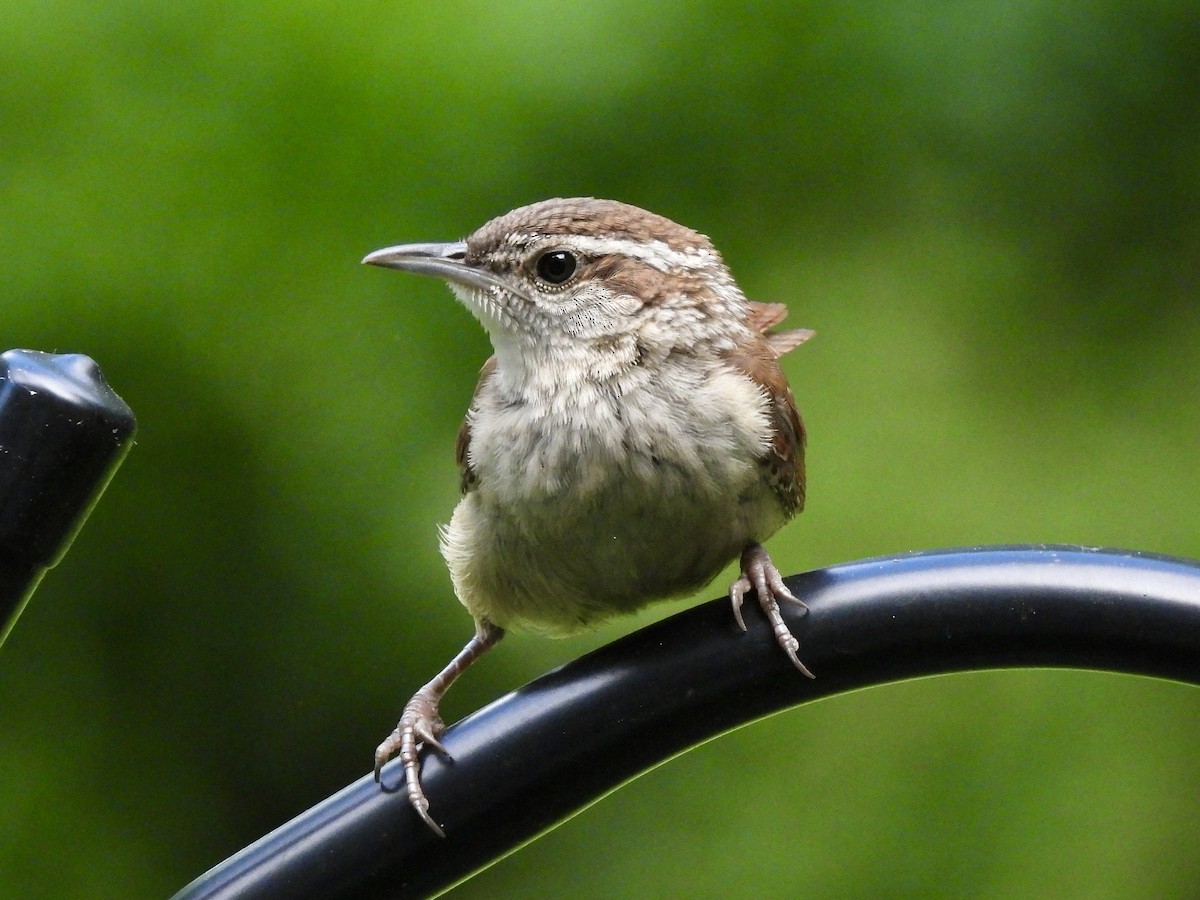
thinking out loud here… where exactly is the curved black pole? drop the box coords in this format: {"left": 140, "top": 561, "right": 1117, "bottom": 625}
{"left": 173, "top": 546, "right": 1200, "bottom": 899}
{"left": 0, "top": 349, "right": 137, "bottom": 647}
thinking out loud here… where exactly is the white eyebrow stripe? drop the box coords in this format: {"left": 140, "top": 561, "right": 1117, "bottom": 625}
{"left": 514, "top": 234, "right": 717, "bottom": 272}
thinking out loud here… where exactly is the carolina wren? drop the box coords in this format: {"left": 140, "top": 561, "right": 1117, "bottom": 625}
{"left": 363, "top": 198, "right": 814, "bottom": 835}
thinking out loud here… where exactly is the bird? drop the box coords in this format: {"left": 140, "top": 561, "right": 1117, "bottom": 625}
{"left": 363, "top": 197, "right": 814, "bottom": 836}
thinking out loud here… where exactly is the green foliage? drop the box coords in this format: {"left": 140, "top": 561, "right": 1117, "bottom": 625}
{"left": 1, "top": 1, "right": 1198, "bottom": 896}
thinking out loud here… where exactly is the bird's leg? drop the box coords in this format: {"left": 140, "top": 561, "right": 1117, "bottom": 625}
{"left": 374, "top": 619, "right": 504, "bottom": 836}
{"left": 729, "top": 543, "right": 814, "bottom": 678}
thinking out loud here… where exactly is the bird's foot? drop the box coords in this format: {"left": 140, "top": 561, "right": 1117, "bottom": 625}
{"left": 729, "top": 543, "right": 815, "bottom": 678}
{"left": 375, "top": 690, "right": 449, "bottom": 837}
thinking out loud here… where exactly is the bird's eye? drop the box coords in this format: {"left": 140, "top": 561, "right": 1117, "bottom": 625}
{"left": 535, "top": 250, "right": 577, "bottom": 286}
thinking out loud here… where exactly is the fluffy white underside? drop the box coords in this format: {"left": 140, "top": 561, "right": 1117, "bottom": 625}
{"left": 440, "top": 352, "right": 784, "bottom": 635}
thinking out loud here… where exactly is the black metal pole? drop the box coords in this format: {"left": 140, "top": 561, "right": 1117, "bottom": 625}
{"left": 172, "top": 545, "right": 1200, "bottom": 899}
{"left": 0, "top": 349, "right": 136, "bottom": 647}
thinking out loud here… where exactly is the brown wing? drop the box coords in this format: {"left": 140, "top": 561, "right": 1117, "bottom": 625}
{"left": 725, "top": 338, "right": 807, "bottom": 517}
{"left": 455, "top": 355, "right": 498, "bottom": 495}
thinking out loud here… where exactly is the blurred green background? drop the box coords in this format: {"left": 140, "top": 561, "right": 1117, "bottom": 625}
{"left": 2, "top": 1, "right": 1199, "bottom": 896}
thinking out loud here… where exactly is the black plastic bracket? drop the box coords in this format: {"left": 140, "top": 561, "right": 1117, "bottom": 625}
{"left": 0, "top": 349, "right": 136, "bottom": 647}
{"left": 172, "top": 545, "right": 1200, "bottom": 899}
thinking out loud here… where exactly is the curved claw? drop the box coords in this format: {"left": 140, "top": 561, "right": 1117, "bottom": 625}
{"left": 413, "top": 717, "right": 449, "bottom": 757}
{"left": 411, "top": 795, "right": 446, "bottom": 839}
{"left": 780, "top": 637, "right": 816, "bottom": 679}
{"left": 729, "top": 576, "right": 751, "bottom": 632}
{"left": 771, "top": 578, "right": 808, "bottom": 610}
{"left": 374, "top": 729, "right": 399, "bottom": 782}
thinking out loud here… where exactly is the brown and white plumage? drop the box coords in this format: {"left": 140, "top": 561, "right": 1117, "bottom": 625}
{"left": 364, "top": 198, "right": 815, "bottom": 834}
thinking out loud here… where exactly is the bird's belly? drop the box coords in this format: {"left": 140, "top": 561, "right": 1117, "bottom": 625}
{"left": 443, "top": 364, "right": 787, "bottom": 634}
{"left": 439, "top": 464, "right": 784, "bottom": 636}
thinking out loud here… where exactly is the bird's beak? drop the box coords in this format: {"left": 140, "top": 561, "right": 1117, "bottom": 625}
{"left": 362, "top": 241, "right": 512, "bottom": 295}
